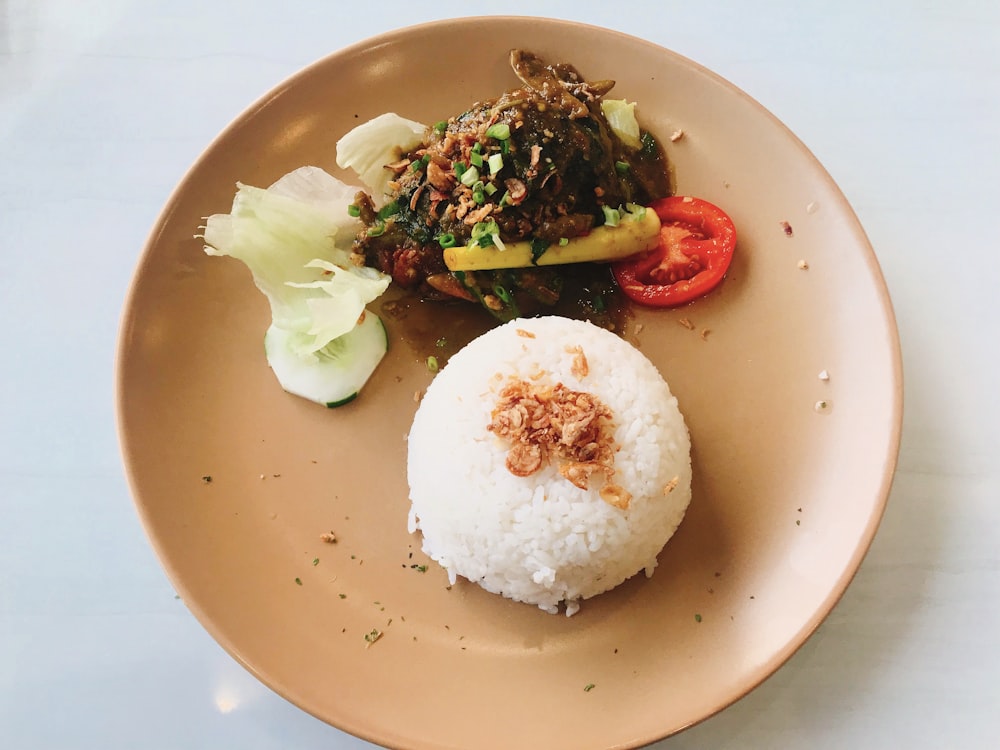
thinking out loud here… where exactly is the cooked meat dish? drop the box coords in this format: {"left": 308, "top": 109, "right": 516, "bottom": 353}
{"left": 351, "top": 50, "right": 672, "bottom": 321}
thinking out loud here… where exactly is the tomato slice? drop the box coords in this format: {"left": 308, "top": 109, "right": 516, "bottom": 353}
{"left": 611, "top": 196, "right": 736, "bottom": 307}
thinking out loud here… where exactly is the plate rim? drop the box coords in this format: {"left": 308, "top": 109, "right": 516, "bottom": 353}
{"left": 115, "top": 15, "right": 904, "bottom": 749}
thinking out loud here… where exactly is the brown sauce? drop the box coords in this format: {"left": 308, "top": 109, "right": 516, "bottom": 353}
{"left": 379, "top": 263, "right": 633, "bottom": 367}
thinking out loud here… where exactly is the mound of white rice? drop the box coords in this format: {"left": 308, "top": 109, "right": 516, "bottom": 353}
{"left": 406, "top": 316, "right": 692, "bottom": 615}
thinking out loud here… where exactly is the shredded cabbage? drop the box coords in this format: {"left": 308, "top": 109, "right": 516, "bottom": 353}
{"left": 600, "top": 99, "right": 642, "bottom": 150}
{"left": 335, "top": 112, "right": 429, "bottom": 201}
{"left": 202, "top": 165, "right": 390, "bottom": 357}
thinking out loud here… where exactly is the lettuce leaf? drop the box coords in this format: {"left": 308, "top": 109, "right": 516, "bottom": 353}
{"left": 202, "top": 165, "right": 390, "bottom": 356}
{"left": 335, "top": 112, "right": 428, "bottom": 201}
{"left": 600, "top": 99, "right": 642, "bottom": 150}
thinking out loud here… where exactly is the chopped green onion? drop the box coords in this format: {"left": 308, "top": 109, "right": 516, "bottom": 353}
{"left": 615, "top": 160, "right": 630, "bottom": 175}
{"left": 558, "top": 237, "right": 569, "bottom": 246}
{"left": 492, "top": 284, "right": 512, "bottom": 303}
{"left": 434, "top": 120, "right": 448, "bottom": 134}
{"left": 485, "top": 122, "right": 510, "bottom": 140}
{"left": 471, "top": 219, "right": 502, "bottom": 248}
{"left": 592, "top": 294, "right": 606, "bottom": 312}
{"left": 426, "top": 356, "right": 439, "bottom": 372}
{"left": 453, "top": 161, "right": 467, "bottom": 178}
{"left": 487, "top": 153, "right": 504, "bottom": 175}
{"left": 435, "top": 337, "right": 447, "bottom": 348}
{"left": 469, "top": 151, "right": 484, "bottom": 168}
{"left": 347, "top": 204, "right": 361, "bottom": 218}
{"left": 471, "top": 220, "right": 499, "bottom": 241}
{"left": 472, "top": 187, "right": 485, "bottom": 205}
{"left": 472, "top": 141, "right": 483, "bottom": 153}
{"left": 484, "top": 182, "right": 498, "bottom": 196}
{"left": 500, "top": 138, "right": 510, "bottom": 155}
{"left": 460, "top": 165, "right": 480, "bottom": 186}
{"left": 437, "top": 233, "right": 456, "bottom": 248}
{"left": 367, "top": 220, "right": 386, "bottom": 237}
{"left": 625, "top": 202, "right": 647, "bottom": 219}
{"left": 602, "top": 205, "right": 621, "bottom": 227}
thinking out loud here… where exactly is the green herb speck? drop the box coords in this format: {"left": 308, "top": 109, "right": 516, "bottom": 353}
{"left": 694, "top": 613, "right": 702, "bottom": 622}
{"left": 201, "top": 475, "right": 212, "bottom": 483}
{"left": 294, "top": 577, "right": 303, "bottom": 586}
{"left": 584, "top": 683, "right": 595, "bottom": 692}
{"left": 312, "top": 558, "right": 320, "bottom": 566}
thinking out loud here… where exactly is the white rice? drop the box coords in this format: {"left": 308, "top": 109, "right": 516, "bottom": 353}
{"left": 406, "top": 316, "right": 692, "bottom": 615}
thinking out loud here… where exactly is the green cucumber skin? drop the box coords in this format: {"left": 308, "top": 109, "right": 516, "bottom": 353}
{"left": 325, "top": 392, "right": 359, "bottom": 409}
{"left": 264, "top": 314, "right": 388, "bottom": 408}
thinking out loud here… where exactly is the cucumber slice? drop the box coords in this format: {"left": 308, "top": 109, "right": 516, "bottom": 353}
{"left": 264, "top": 313, "right": 388, "bottom": 408}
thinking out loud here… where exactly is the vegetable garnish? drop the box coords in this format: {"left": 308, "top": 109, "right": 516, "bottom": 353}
{"left": 611, "top": 196, "right": 736, "bottom": 307}
{"left": 335, "top": 112, "right": 429, "bottom": 200}
{"left": 443, "top": 206, "right": 660, "bottom": 271}
{"left": 201, "top": 166, "right": 391, "bottom": 408}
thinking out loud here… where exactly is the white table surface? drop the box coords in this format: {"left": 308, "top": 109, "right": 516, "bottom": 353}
{"left": 3, "top": 1, "right": 998, "bottom": 748}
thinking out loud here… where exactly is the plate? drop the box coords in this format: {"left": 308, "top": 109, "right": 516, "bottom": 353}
{"left": 116, "top": 17, "right": 902, "bottom": 750}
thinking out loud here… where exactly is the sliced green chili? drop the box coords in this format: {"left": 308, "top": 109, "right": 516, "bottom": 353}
{"left": 377, "top": 200, "right": 400, "bottom": 219}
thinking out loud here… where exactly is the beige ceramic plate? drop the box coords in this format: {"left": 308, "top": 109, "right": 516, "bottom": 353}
{"left": 116, "top": 17, "right": 902, "bottom": 750}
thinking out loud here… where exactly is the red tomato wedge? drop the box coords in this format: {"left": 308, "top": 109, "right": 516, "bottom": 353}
{"left": 611, "top": 196, "right": 736, "bottom": 307}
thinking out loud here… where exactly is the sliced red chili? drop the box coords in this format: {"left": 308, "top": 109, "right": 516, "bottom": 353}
{"left": 611, "top": 196, "right": 736, "bottom": 307}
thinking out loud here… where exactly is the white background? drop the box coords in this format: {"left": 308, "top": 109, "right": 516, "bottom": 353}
{"left": 2, "top": 1, "right": 998, "bottom": 747}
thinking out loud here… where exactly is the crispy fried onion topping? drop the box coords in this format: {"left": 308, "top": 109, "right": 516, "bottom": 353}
{"left": 487, "top": 376, "right": 631, "bottom": 509}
